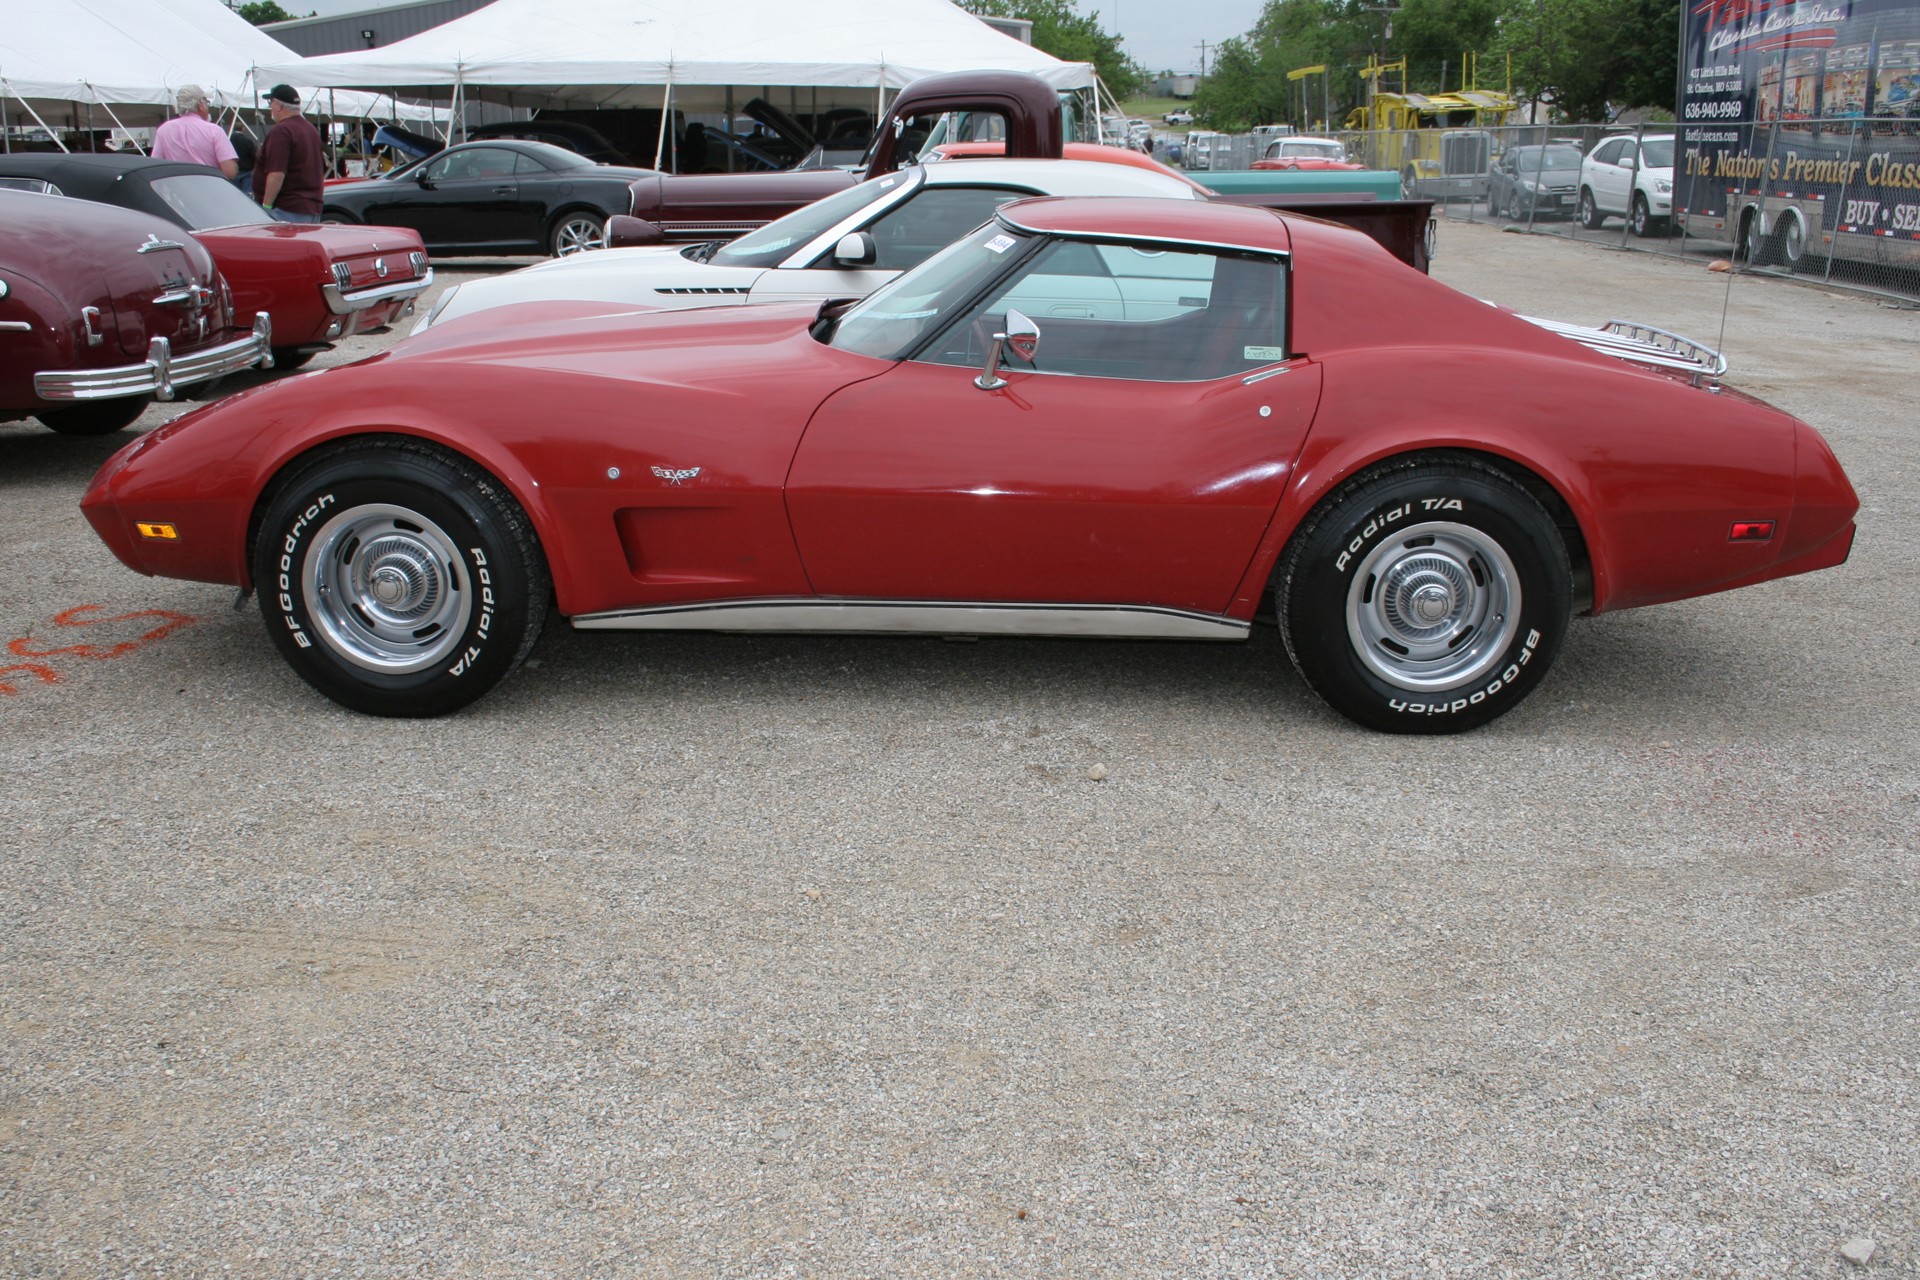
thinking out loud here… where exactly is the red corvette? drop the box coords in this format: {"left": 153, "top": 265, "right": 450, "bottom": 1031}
{"left": 80, "top": 198, "right": 1857, "bottom": 732}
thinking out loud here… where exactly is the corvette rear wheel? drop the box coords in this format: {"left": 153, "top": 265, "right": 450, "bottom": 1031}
{"left": 549, "top": 211, "right": 606, "bottom": 257}
{"left": 253, "top": 438, "right": 550, "bottom": 716}
{"left": 1277, "top": 457, "right": 1571, "bottom": 734}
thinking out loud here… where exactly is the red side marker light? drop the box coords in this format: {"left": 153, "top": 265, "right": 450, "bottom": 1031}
{"left": 1729, "top": 521, "right": 1775, "bottom": 542}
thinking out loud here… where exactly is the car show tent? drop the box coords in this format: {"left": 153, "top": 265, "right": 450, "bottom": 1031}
{"left": 254, "top": 0, "right": 1096, "bottom": 114}
{"left": 1, "top": 0, "right": 439, "bottom": 140}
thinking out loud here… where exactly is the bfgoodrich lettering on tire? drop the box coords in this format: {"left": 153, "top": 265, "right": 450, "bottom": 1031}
{"left": 1278, "top": 457, "right": 1571, "bottom": 734}
{"left": 252, "top": 438, "right": 550, "bottom": 716}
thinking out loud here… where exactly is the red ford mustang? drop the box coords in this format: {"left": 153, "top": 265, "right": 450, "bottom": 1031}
{"left": 80, "top": 198, "right": 1857, "bottom": 732}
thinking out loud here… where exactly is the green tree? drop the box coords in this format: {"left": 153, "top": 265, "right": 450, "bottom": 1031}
{"left": 1495, "top": 0, "right": 1678, "bottom": 119}
{"left": 960, "top": 0, "right": 1145, "bottom": 96}
{"left": 235, "top": 0, "right": 294, "bottom": 23}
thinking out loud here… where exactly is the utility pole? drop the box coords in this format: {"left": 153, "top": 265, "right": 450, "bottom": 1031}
{"left": 1196, "top": 40, "right": 1209, "bottom": 79}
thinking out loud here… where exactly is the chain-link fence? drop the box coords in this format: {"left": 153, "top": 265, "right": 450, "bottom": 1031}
{"left": 1164, "top": 120, "right": 1920, "bottom": 301}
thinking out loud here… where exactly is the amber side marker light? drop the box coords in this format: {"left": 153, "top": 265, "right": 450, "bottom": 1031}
{"left": 135, "top": 522, "right": 180, "bottom": 540}
{"left": 1729, "top": 521, "right": 1775, "bottom": 542}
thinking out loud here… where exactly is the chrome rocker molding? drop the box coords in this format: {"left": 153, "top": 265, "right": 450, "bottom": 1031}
{"left": 571, "top": 598, "right": 1251, "bottom": 641}
{"left": 323, "top": 267, "right": 434, "bottom": 315}
{"left": 35, "top": 311, "right": 272, "bottom": 402}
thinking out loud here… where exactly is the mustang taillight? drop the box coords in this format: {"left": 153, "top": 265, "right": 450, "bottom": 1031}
{"left": 1730, "top": 521, "right": 1776, "bottom": 541}
{"left": 409, "top": 250, "right": 429, "bottom": 276}
{"left": 332, "top": 262, "right": 353, "bottom": 290}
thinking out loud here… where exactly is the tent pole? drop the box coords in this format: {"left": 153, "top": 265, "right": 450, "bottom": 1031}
{"left": 90, "top": 88, "right": 142, "bottom": 154}
{"left": 4, "top": 83, "right": 70, "bottom": 152}
{"left": 654, "top": 63, "right": 673, "bottom": 170}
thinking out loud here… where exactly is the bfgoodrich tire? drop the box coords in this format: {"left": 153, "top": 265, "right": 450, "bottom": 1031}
{"left": 1277, "top": 457, "right": 1572, "bottom": 734}
{"left": 252, "top": 438, "right": 550, "bottom": 716}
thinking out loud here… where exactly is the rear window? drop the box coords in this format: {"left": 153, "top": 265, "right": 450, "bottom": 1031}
{"left": 148, "top": 174, "right": 273, "bottom": 230}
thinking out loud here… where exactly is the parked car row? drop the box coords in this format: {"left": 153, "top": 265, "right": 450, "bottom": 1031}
{"left": 1484, "top": 133, "right": 1676, "bottom": 235}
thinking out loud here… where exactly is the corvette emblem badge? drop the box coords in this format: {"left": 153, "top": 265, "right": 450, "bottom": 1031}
{"left": 651, "top": 465, "right": 701, "bottom": 485}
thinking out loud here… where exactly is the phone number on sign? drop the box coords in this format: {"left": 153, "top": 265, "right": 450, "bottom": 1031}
{"left": 1684, "top": 99, "right": 1747, "bottom": 120}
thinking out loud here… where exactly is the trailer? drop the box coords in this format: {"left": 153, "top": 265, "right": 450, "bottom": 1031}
{"left": 1677, "top": 0, "right": 1920, "bottom": 272}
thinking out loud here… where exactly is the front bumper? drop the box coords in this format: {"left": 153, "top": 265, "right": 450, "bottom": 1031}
{"left": 323, "top": 268, "right": 433, "bottom": 315}
{"left": 35, "top": 312, "right": 272, "bottom": 403}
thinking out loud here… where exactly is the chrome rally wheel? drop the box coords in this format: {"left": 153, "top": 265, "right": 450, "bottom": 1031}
{"left": 1344, "top": 521, "right": 1522, "bottom": 694}
{"left": 304, "top": 502, "right": 471, "bottom": 675}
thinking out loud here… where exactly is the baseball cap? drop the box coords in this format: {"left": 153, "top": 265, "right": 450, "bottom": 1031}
{"left": 262, "top": 84, "right": 301, "bottom": 106}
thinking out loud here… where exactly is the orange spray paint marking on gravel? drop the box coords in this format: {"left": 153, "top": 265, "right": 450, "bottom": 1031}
{"left": 0, "top": 605, "right": 200, "bottom": 695}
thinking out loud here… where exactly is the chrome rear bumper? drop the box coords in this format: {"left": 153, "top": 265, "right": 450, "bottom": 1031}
{"left": 323, "top": 267, "right": 433, "bottom": 315}
{"left": 34, "top": 312, "right": 273, "bottom": 402}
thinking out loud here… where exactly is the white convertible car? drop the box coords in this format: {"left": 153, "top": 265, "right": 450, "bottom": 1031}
{"left": 414, "top": 158, "right": 1207, "bottom": 332}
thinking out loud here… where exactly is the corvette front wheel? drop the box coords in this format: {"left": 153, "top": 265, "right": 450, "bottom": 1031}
{"left": 252, "top": 439, "right": 550, "bottom": 716}
{"left": 1277, "top": 458, "right": 1571, "bottom": 734}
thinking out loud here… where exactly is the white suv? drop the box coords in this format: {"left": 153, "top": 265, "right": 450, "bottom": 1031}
{"left": 1578, "top": 134, "right": 1675, "bottom": 236}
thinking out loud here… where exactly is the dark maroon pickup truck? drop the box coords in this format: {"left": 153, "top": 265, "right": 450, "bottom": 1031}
{"left": 619, "top": 71, "right": 1434, "bottom": 271}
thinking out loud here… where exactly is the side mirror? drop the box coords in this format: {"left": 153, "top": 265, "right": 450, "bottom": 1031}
{"left": 975, "top": 308, "right": 1040, "bottom": 390}
{"left": 1004, "top": 309, "right": 1039, "bottom": 361}
{"left": 606, "top": 215, "right": 666, "bottom": 248}
{"left": 415, "top": 171, "right": 436, "bottom": 189}
{"left": 831, "top": 231, "right": 877, "bottom": 266}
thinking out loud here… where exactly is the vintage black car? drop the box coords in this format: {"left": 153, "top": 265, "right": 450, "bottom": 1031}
{"left": 322, "top": 139, "right": 656, "bottom": 256}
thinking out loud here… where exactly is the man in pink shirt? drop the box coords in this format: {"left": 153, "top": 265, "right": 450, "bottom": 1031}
{"left": 152, "top": 85, "right": 239, "bottom": 180}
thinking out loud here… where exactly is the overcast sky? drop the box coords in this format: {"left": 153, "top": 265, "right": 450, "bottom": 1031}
{"left": 287, "top": 0, "right": 1264, "bottom": 81}
{"left": 1102, "top": 0, "right": 1264, "bottom": 77}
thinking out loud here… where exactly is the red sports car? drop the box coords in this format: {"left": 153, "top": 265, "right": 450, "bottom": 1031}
{"left": 0, "top": 154, "right": 432, "bottom": 369}
{"left": 79, "top": 198, "right": 1858, "bottom": 733}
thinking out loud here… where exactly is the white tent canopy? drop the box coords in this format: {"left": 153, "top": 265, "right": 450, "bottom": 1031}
{"left": 257, "top": 0, "right": 1095, "bottom": 112}
{"left": 0, "top": 0, "right": 440, "bottom": 133}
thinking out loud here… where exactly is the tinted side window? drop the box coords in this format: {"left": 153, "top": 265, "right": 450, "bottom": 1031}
{"left": 859, "top": 187, "right": 1027, "bottom": 270}
{"left": 919, "top": 238, "right": 1287, "bottom": 383}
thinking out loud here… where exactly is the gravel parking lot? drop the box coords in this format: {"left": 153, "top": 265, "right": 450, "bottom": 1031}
{"left": 3, "top": 220, "right": 1915, "bottom": 1278}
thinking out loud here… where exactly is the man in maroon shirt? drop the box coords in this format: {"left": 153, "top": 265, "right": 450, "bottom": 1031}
{"left": 254, "top": 84, "right": 325, "bottom": 223}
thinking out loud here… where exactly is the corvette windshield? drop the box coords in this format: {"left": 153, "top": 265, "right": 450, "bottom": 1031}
{"left": 828, "top": 220, "right": 1031, "bottom": 360}
{"left": 709, "top": 170, "right": 917, "bottom": 270}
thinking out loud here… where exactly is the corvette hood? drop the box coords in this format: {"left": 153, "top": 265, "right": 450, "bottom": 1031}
{"left": 425, "top": 247, "right": 764, "bottom": 329}
{"left": 400, "top": 297, "right": 821, "bottom": 367}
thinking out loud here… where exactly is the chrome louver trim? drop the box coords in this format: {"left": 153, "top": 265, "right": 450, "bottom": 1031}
{"left": 1521, "top": 314, "right": 1728, "bottom": 384}
{"left": 653, "top": 286, "right": 752, "bottom": 295}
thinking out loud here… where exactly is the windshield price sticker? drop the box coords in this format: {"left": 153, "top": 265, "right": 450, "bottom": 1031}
{"left": 984, "top": 234, "right": 1017, "bottom": 254}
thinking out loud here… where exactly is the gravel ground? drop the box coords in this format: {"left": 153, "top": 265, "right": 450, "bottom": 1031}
{"left": 2, "top": 223, "right": 1915, "bottom": 1278}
